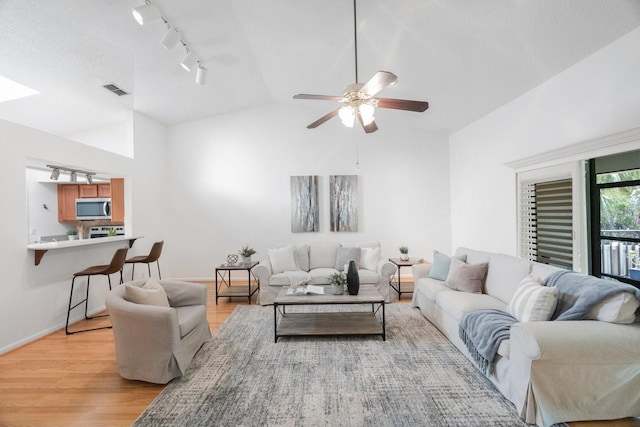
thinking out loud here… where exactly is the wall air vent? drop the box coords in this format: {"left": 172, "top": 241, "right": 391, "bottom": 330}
{"left": 102, "top": 83, "right": 129, "bottom": 96}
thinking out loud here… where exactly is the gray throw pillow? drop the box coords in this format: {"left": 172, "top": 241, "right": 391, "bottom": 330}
{"left": 428, "top": 250, "right": 467, "bottom": 281}
{"left": 335, "top": 247, "right": 361, "bottom": 271}
{"left": 444, "top": 258, "right": 488, "bottom": 294}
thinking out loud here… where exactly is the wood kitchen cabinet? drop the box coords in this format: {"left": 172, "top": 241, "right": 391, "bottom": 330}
{"left": 78, "top": 184, "right": 111, "bottom": 198}
{"left": 57, "top": 179, "right": 124, "bottom": 222}
{"left": 57, "top": 184, "right": 79, "bottom": 222}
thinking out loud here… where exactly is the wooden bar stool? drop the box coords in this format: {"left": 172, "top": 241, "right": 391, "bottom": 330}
{"left": 125, "top": 241, "right": 163, "bottom": 281}
{"left": 65, "top": 247, "right": 128, "bottom": 335}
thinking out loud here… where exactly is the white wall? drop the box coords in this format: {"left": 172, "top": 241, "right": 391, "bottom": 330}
{"left": 0, "top": 113, "right": 166, "bottom": 353}
{"left": 161, "top": 103, "right": 452, "bottom": 279}
{"left": 449, "top": 27, "right": 640, "bottom": 255}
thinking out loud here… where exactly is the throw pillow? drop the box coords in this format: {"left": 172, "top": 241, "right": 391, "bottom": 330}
{"left": 586, "top": 292, "right": 640, "bottom": 324}
{"left": 443, "top": 258, "right": 488, "bottom": 294}
{"left": 360, "top": 247, "right": 380, "bottom": 271}
{"left": 507, "top": 275, "right": 558, "bottom": 322}
{"left": 268, "top": 245, "right": 299, "bottom": 274}
{"left": 428, "top": 250, "right": 467, "bottom": 281}
{"left": 124, "top": 278, "right": 170, "bottom": 307}
{"left": 335, "top": 246, "right": 362, "bottom": 271}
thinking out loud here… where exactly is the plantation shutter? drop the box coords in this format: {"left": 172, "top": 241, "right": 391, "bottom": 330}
{"left": 520, "top": 178, "right": 573, "bottom": 269}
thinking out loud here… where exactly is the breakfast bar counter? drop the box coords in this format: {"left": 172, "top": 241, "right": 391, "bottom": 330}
{"left": 27, "top": 235, "right": 142, "bottom": 266}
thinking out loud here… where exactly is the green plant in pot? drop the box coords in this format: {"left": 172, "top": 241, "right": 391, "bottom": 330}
{"left": 399, "top": 246, "right": 409, "bottom": 261}
{"left": 628, "top": 250, "right": 640, "bottom": 280}
{"left": 67, "top": 229, "right": 78, "bottom": 240}
{"left": 328, "top": 272, "right": 347, "bottom": 295}
{"left": 239, "top": 245, "right": 257, "bottom": 265}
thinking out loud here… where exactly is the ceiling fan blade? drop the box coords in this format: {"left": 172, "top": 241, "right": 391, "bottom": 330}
{"left": 294, "top": 94, "right": 343, "bottom": 101}
{"left": 376, "top": 98, "right": 429, "bottom": 112}
{"left": 307, "top": 109, "right": 339, "bottom": 129}
{"left": 357, "top": 113, "right": 378, "bottom": 133}
{"left": 360, "top": 71, "right": 397, "bottom": 97}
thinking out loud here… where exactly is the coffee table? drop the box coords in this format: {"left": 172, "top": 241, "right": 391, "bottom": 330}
{"left": 273, "top": 285, "right": 385, "bottom": 343}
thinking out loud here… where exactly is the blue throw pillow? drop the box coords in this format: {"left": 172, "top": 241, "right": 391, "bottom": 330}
{"left": 428, "top": 250, "right": 467, "bottom": 281}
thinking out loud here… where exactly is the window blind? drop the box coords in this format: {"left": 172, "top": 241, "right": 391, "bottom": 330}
{"left": 520, "top": 178, "right": 573, "bottom": 269}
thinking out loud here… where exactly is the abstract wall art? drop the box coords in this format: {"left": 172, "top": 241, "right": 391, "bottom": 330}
{"left": 330, "top": 175, "right": 358, "bottom": 232}
{"left": 290, "top": 175, "right": 319, "bottom": 232}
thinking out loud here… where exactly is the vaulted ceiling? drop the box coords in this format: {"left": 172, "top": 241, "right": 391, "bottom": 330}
{"left": 1, "top": 0, "right": 639, "bottom": 138}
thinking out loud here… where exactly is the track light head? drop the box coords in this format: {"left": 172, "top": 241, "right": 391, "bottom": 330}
{"left": 69, "top": 171, "right": 77, "bottom": 183}
{"left": 132, "top": 4, "right": 162, "bottom": 25}
{"left": 86, "top": 174, "right": 93, "bottom": 184}
{"left": 196, "top": 64, "right": 207, "bottom": 85}
{"left": 50, "top": 168, "right": 60, "bottom": 180}
{"left": 180, "top": 50, "right": 198, "bottom": 72}
{"left": 160, "top": 27, "right": 181, "bottom": 50}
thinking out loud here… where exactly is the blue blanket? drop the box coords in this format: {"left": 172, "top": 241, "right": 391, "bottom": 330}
{"left": 543, "top": 270, "right": 640, "bottom": 320}
{"left": 458, "top": 309, "right": 517, "bottom": 375}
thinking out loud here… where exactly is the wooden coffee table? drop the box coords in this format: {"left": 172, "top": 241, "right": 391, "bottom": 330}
{"left": 273, "top": 285, "right": 385, "bottom": 343}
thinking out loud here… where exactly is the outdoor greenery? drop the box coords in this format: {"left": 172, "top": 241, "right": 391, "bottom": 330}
{"left": 598, "top": 170, "right": 640, "bottom": 233}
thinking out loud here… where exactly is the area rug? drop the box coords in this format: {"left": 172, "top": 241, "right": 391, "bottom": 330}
{"left": 133, "top": 304, "right": 528, "bottom": 426}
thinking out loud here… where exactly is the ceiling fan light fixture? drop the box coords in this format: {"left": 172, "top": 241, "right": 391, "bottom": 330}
{"left": 132, "top": 4, "right": 162, "bottom": 26}
{"left": 339, "top": 106, "right": 356, "bottom": 128}
{"left": 358, "top": 103, "right": 375, "bottom": 125}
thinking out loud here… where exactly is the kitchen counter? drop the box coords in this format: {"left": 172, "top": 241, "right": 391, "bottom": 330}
{"left": 27, "top": 235, "right": 142, "bottom": 266}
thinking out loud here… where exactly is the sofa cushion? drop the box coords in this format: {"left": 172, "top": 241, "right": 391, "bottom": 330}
{"left": 415, "top": 277, "right": 450, "bottom": 301}
{"left": 335, "top": 246, "right": 361, "bottom": 271}
{"left": 124, "top": 278, "right": 170, "bottom": 307}
{"left": 360, "top": 247, "right": 380, "bottom": 271}
{"left": 455, "top": 247, "right": 491, "bottom": 265}
{"left": 309, "top": 243, "right": 340, "bottom": 269}
{"left": 357, "top": 269, "right": 379, "bottom": 284}
{"left": 444, "top": 258, "right": 488, "bottom": 294}
{"left": 428, "top": 250, "right": 466, "bottom": 281}
{"left": 294, "top": 244, "right": 310, "bottom": 272}
{"left": 309, "top": 267, "right": 340, "bottom": 284}
{"left": 486, "top": 253, "right": 532, "bottom": 304}
{"left": 268, "top": 245, "right": 299, "bottom": 274}
{"left": 175, "top": 305, "right": 206, "bottom": 338}
{"left": 435, "top": 291, "right": 507, "bottom": 322}
{"left": 269, "top": 272, "right": 293, "bottom": 286}
{"left": 507, "top": 275, "right": 558, "bottom": 322}
{"left": 586, "top": 292, "right": 640, "bottom": 324}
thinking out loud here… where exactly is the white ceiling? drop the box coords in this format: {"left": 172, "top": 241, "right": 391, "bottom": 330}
{"left": 1, "top": 0, "right": 639, "bottom": 137}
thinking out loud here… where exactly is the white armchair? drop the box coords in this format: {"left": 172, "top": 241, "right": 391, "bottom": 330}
{"left": 105, "top": 279, "right": 211, "bottom": 384}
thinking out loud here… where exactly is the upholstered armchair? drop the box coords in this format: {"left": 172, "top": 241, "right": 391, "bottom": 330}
{"left": 105, "top": 279, "right": 211, "bottom": 384}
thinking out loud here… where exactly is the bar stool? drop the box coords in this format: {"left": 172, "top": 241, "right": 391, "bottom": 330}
{"left": 125, "top": 241, "right": 164, "bottom": 280}
{"left": 65, "top": 247, "right": 128, "bottom": 335}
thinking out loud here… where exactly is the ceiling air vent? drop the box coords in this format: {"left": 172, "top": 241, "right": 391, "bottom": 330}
{"left": 103, "top": 83, "right": 129, "bottom": 96}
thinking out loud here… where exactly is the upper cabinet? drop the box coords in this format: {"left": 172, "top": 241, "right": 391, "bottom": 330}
{"left": 57, "top": 179, "right": 124, "bottom": 222}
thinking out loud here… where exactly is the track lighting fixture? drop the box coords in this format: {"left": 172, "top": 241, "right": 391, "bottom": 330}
{"left": 132, "top": 1, "right": 206, "bottom": 85}
{"left": 160, "top": 26, "right": 181, "bottom": 50}
{"left": 180, "top": 50, "right": 198, "bottom": 72}
{"left": 47, "top": 165, "right": 96, "bottom": 183}
{"left": 132, "top": 3, "right": 162, "bottom": 26}
{"left": 196, "top": 64, "right": 207, "bottom": 85}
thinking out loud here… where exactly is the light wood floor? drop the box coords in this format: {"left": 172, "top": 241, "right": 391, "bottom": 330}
{"left": 0, "top": 282, "right": 637, "bottom": 427}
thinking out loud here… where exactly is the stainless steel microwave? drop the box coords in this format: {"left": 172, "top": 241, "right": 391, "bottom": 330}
{"left": 76, "top": 198, "right": 111, "bottom": 220}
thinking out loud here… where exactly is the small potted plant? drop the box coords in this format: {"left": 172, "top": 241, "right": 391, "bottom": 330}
{"left": 328, "top": 272, "right": 347, "bottom": 295}
{"left": 67, "top": 229, "right": 78, "bottom": 240}
{"left": 238, "top": 245, "right": 257, "bottom": 265}
{"left": 628, "top": 250, "right": 640, "bottom": 280}
{"left": 399, "top": 246, "right": 409, "bottom": 261}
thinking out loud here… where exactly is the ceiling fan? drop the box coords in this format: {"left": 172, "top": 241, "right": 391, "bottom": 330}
{"left": 293, "top": 0, "right": 429, "bottom": 134}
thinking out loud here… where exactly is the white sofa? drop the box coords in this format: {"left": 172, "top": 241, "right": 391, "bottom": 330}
{"left": 411, "top": 247, "right": 640, "bottom": 427}
{"left": 254, "top": 242, "right": 397, "bottom": 305}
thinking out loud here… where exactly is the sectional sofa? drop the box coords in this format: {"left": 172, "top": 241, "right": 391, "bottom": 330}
{"left": 254, "top": 241, "right": 396, "bottom": 305}
{"left": 411, "top": 247, "right": 640, "bottom": 427}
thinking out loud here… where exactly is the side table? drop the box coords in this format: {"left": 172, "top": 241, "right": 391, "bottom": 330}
{"left": 215, "top": 261, "right": 259, "bottom": 304}
{"left": 388, "top": 257, "right": 424, "bottom": 300}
